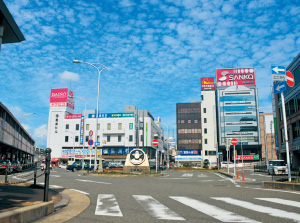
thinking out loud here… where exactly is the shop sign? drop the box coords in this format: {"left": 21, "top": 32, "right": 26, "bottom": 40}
{"left": 66, "top": 114, "right": 82, "bottom": 119}
{"left": 175, "top": 156, "right": 203, "bottom": 161}
{"left": 233, "top": 155, "right": 259, "bottom": 160}
{"left": 177, "top": 150, "right": 199, "bottom": 155}
{"left": 216, "top": 68, "right": 256, "bottom": 87}
{"left": 201, "top": 77, "right": 215, "bottom": 90}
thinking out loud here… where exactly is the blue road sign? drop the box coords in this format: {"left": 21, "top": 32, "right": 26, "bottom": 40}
{"left": 274, "top": 81, "right": 286, "bottom": 94}
{"left": 95, "top": 142, "right": 100, "bottom": 147}
{"left": 217, "top": 152, "right": 221, "bottom": 155}
{"left": 88, "top": 139, "right": 94, "bottom": 146}
{"left": 271, "top": 66, "right": 286, "bottom": 75}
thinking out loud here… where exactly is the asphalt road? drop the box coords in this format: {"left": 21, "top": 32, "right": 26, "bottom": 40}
{"left": 2, "top": 168, "right": 300, "bottom": 222}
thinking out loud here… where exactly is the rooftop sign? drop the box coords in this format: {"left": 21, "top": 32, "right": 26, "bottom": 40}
{"left": 216, "top": 68, "right": 255, "bottom": 87}
{"left": 201, "top": 77, "right": 215, "bottom": 90}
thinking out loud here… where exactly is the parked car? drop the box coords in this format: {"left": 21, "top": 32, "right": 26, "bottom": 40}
{"left": 268, "top": 160, "right": 288, "bottom": 175}
{"left": 59, "top": 163, "right": 67, "bottom": 169}
{"left": 221, "top": 161, "right": 234, "bottom": 168}
{"left": 159, "top": 164, "right": 166, "bottom": 170}
{"left": 203, "top": 159, "right": 210, "bottom": 167}
{"left": 67, "top": 162, "right": 89, "bottom": 172}
{"left": 102, "top": 162, "right": 109, "bottom": 169}
{"left": 108, "top": 162, "right": 123, "bottom": 169}
{"left": 0, "top": 159, "right": 13, "bottom": 174}
{"left": 11, "top": 160, "right": 22, "bottom": 172}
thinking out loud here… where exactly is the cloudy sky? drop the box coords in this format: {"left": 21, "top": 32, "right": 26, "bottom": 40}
{"left": 1, "top": 0, "right": 299, "bottom": 148}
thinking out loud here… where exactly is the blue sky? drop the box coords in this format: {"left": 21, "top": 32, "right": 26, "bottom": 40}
{"left": 0, "top": 0, "right": 299, "bottom": 148}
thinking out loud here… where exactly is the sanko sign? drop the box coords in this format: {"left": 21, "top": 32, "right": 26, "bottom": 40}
{"left": 216, "top": 68, "right": 256, "bottom": 87}
{"left": 201, "top": 77, "right": 215, "bottom": 90}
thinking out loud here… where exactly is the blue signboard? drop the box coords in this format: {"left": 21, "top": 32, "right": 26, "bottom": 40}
{"left": 271, "top": 66, "right": 286, "bottom": 75}
{"left": 110, "top": 148, "right": 116, "bottom": 155}
{"left": 80, "top": 116, "right": 85, "bottom": 145}
{"left": 117, "top": 148, "right": 123, "bottom": 155}
{"left": 124, "top": 147, "right": 129, "bottom": 154}
{"left": 95, "top": 142, "right": 100, "bottom": 147}
{"left": 237, "top": 142, "right": 248, "bottom": 145}
{"left": 274, "top": 81, "right": 286, "bottom": 94}
{"left": 88, "top": 113, "right": 134, "bottom": 118}
{"left": 177, "top": 150, "right": 199, "bottom": 155}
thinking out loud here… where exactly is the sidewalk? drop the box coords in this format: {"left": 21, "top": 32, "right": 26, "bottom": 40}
{"left": 0, "top": 183, "right": 90, "bottom": 223}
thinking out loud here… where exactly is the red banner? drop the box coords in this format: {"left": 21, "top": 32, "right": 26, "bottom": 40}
{"left": 216, "top": 68, "right": 255, "bottom": 87}
{"left": 233, "top": 155, "right": 257, "bottom": 160}
{"left": 66, "top": 114, "right": 82, "bottom": 119}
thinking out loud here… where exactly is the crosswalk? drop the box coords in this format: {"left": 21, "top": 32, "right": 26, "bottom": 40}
{"left": 94, "top": 194, "right": 300, "bottom": 222}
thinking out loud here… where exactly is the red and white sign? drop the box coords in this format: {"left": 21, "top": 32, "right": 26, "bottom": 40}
{"left": 201, "top": 77, "right": 215, "bottom": 90}
{"left": 50, "top": 88, "right": 68, "bottom": 103}
{"left": 66, "top": 114, "right": 82, "bottom": 119}
{"left": 233, "top": 155, "right": 258, "bottom": 160}
{"left": 89, "top": 130, "right": 93, "bottom": 137}
{"left": 231, "top": 138, "right": 238, "bottom": 145}
{"left": 152, "top": 139, "right": 159, "bottom": 146}
{"left": 216, "top": 68, "right": 256, "bottom": 87}
{"left": 286, "top": 71, "right": 294, "bottom": 87}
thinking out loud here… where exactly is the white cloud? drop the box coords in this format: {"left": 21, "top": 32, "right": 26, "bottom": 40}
{"left": 58, "top": 71, "right": 80, "bottom": 82}
{"left": 119, "top": 0, "right": 135, "bottom": 7}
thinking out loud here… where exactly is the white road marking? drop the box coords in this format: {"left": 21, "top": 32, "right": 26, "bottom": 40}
{"left": 252, "top": 187, "right": 300, "bottom": 195}
{"left": 228, "top": 178, "right": 240, "bottom": 188}
{"left": 212, "top": 197, "right": 300, "bottom": 222}
{"left": 171, "top": 196, "right": 258, "bottom": 222}
{"left": 256, "top": 198, "right": 300, "bottom": 208}
{"left": 95, "top": 194, "right": 122, "bottom": 216}
{"left": 133, "top": 195, "right": 185, "bottom": 220}
{"left": 214, "top": 173, "right": 226, "bottom": 179}
{"left": 182, "top": 173, "right": 193, "bottom": 177}
{"left": 250, "top": 173, "right": 271, "bottom": 178}
{"left": 76, "top": 179, "right": 111, "bottom": 184}
{"left": 200, "top": 180, "right": 214, "bottom": 182}
{"left": 50, "top": 185, "right": 64, "bottom": 189}
{"left": 50, "top": 175, "right": 61, "bottom": 177}
{"left": 69, "top": 189, "right": 90, "bottom": 195}
{"left": 159, "top": 178, "right": 188, "bottom": 180}
{"left": 197, "top": 174, "right": 208, "bottom": 177}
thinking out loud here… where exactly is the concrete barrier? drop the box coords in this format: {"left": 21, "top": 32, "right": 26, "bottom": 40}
{"left": 263, "top": 181, "right": 300, "bottom": 191}
{"left": 0, "top": 201, "right": 54, "bottom": 223}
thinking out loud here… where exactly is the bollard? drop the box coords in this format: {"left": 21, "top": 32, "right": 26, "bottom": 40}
{"left": 34, "top": 162, "right": 37, "bottom": 186}
{"left": 242, "top": 166, "right": 245, "bottom": 181}
{"left": 237, "top": 166, "right": 239, "bottom": 179}
{"left": 44, "top": 148, "right": 51, "bottom": 202}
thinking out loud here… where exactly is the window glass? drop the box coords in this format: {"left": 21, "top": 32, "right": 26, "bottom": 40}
{"left": 66, "top": 124, "right": 69, "bottom": 130}
{"left": 289, "top": 98, "right": 295, "bottom": 115}
{"left": 107, "top": 135, "right": 111, "bottom": 142}
{"left": 85, "top": 136, "right": 89, "bottom": 142}
{"left": 86, "top": 124, "right": 90, "bottom": 130}
{"left": 118, "top": 135, "right": 121, "bottom": 142}
{"left": 140, "top": 135, "right": 144, "bottom": 142}
{"left": 65, "top": 136, "right": 69, "bottom": 142}
{"left": 118, "top": 123, "right": 122, "bottom": 130}
{"left": 181, "top": 120, "right": 184, "bottom": 123}
{"left": 129, "top": 135, "right": 133, "bottom": 142}
{"left": 97, "top": 124, "right": 100, "bottom": 130}
{"left": 205, "top": 139, "right": 207, "bottom": 144}
{"left": 204, "top": 128, "right": 207, "bottom": 134}
{"left": 75, "top": 136, "right": 79, "bottom": 142}
{"left": 194, "top": 120, "right": 198, "bottom": 123}
{"left": 76, "top": 124, "right": 79, "bottom": 130}
{"left": 188, "top": 120, "right": 191, "bottom": 123}
{"left": 204, "top": 118, "right": 207, "bottom": 123}
{"left": 107, "top": 123, "right": 111, "bottom": 130}
{"left": 204, "top": 108, "right": 206, "bottom": 113}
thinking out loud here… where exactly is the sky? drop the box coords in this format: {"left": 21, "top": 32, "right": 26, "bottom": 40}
{"left": 0, "top": 0, "right": 299, "bottom": 148}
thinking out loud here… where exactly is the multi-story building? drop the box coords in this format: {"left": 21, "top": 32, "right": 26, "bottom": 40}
{"left": 176, "top": 102, "right": 202, "bottom": 164}
{"left": 216, "top": 68, "right": 262, "bottom": 162}
{"left": 47, "top": 88, "right": 167, "bottom": 164}
{"left": 275, "top": 52, "right": 300, "bottom": 170}
{"left": 200, "top": 77, "right": 218, "bottom": 166}
{"left": 259, "top": 113, "right": 276, "bottom": 162}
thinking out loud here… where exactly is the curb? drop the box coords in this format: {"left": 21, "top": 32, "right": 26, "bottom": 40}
{"left": 262, "top": 181, "right": 300, "bottom": 191}
{"left": 0, "top": 201, "right": 54, "bottom": 223}
{"left": 218, "top": 171, "right": 234, "bottom": 178}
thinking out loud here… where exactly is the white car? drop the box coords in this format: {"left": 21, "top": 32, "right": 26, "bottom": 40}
{"left": 268, "top": 160, "right": 288, "bottom": 175}
{"left": 59, "top": 163, "right": 67, "bottom": 169}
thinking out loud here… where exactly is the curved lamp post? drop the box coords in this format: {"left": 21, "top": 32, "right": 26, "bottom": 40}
{"left": 73, "top": 59, "right": 108, "bottom": 172}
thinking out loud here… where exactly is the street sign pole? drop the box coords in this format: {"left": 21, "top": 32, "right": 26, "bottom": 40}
{"left": 280, "top": 92, "right": 292, "bottom": 182}
{"left": 233, "top": 145, "right": 236, "bottom": 178}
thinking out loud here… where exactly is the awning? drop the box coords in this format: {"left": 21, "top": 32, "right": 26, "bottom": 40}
{"left": 51, "top": 158, "right": 59, "bottom": 162}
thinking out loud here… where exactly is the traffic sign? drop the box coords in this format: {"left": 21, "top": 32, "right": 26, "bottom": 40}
{"left": 271, "top": 66, "right": 286, "bottom": 74}
{"left": 272, "top": 74, "right": 286, "bottom": 81}
{"left": 88, "top": 139, "right": 94, "bottom": 146}
{"left": 89, "top": 130, "right": 93, "bottom": 137}
{"left": 95, "top": 142, "right": 100, "bottom": 147}
{"left": 152, "top": 139, "right": 159, "bottom": 146}
{"left": 231, "top": 138, "right": 238, "bottom": 145}
{"left": 274, "top": 81, "right": 286, "bottom": 94}
{"left": 286, "top": 71, "right": 295, "bottom": 87}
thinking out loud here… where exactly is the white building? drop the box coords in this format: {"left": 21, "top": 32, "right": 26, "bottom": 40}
{"left": 46, "top": 88, "right": 167, "bottom": 164}
{"left": 200, "top": 78, "right": 218, "bottom": 167}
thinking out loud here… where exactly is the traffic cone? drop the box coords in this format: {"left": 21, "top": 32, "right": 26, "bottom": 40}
{"left": 237, "top": 166, "right": 239, "bottom": 179}
{"left": 242, "top": 166, "right": 245, "bottom": 181}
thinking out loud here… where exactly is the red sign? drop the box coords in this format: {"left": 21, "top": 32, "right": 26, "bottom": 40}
{"left": 152, "top": 139, "right": 159, "bottom": 146}
{"left": 286, "top": 71, "right": 294, "bottom": 87}
{"left": 233, "top": 155, "right": 258, "bottom": 160}
{"left": 89, "top": 130, "right": 93, "bottom": 137}
{"left": 231, "top": 138, "right": 238, "bottom": 145}
{"left": 66, "top": 114, "right": 82, "bottom": 119}
{"left": 216, "top": 68, "right": 255, "bottom": 87}
{"left": 201, "top": 77, "right": 215, "bottom": 90}
{"left": 50, "top": 88, "right": 68, "bottom": 103}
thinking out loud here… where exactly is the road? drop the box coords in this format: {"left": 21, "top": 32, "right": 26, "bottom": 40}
{"left": 3, "top": 168, "right": 300, "bottom": 222}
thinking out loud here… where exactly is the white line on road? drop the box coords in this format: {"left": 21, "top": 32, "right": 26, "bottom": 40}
{"left": 159, "top": 178, "right": 188, "bottom": 180}
{"left": 252, "top": 187, "right": 300, "bottom": 195}
{"left": 214, "top": 173, "right": 226, "bottom": 179}
{"left": 197, "top": 174, "right": 208, "bottom": 177}
{"left": 70, "top": 189, "right": 90, "bottom": 195}
{"left": 76, "top": 179, "right": 111, "bottom": 184}
{"left": 212, "top": 197, "right": 300, "bottom": 222}
{"left": 171, "top": 196, "right": 258, "bottom": 222}
{"left": 95, "top": 194, "right": 122, "bottom": 216}
{"left": 182, "top": 173, "right": 193, "bottom": 177}
{"left": 133, "top": 195, "right": 185, "bottom": 220}
{"left": 50, "top": 175, "right": 61, "bottom": 177}
{"left": 256, "top": 198, "right": 300, "bottom": 208}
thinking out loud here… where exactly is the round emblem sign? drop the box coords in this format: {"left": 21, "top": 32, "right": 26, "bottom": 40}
{"left": 129, "top": 149, "right": 145, "bottom": 165}
{"left": 231, "top": 138, "right": 238, "bottom": 146}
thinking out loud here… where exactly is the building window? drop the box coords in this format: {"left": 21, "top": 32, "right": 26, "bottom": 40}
{"left": 194, "top": 120, "right": 198, "bottom": 123}
{"left": 205, "top": 139, "right": 207, "bottom": 144}
{"left": 86, "top": 124, "right": 90, "bottom": 130}
{"left": 204, "top": 118, "right": 207, "bottom": 123}
{"left": 129, "top": 123, "right": 133, "bottom": 129}
{"left": 181, "top": 120, "right": 184, "bottom": 123}
{"left": 129, "top": 135, "right": 133, "bottom": 142}
{"left": 66, "top": 124, "right": 69, "bottom": 130}
{"left": 204, "top": 128, "right": 207, "bottom": 134}
{"left": 76, "top": 124, "right": 79, "bottom": 130}
{"left": 107, "top": 123, "right": 111, "bottom": 130}
{"left": 97, "top": 124, "right": 100, "bottom": 130}
{"left": 65, "top": 136, "right": 69, "bottom": 142}
{"left": 85, "top": 136, "right": 89, "bottom": 142}
{"left": 201, "top": 95, "right": 204, "bottom": 101}
{"left": 107, "top": 135, "right": 111, "bottom": 142}
{"left": 75, "top": 136, "right": 79, "bottom": 142}
{"left": 118, "top": 123, "right": 122, "bottom": 130}
{"left": 140, "top": 135, "right": 144, "bottom": 142}
{"left": 118, "top": 135, "right": 122, "bottom": 142}
{"left": 204, "top": 108, "right": 206, "bottom": 113}
{"left": 97, "top": 136, "right": 100, "bottom": 142}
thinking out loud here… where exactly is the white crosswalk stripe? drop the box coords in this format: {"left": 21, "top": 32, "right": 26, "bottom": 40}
{"left": 256, "top": 198, "right": 300, "bottom": 208}
{"left": 182, "top": 173, "right": 193, "bottom": 177}
{"left": 133, "top": 195, "right": 185, "bottom": 220}
{"left": 212, "top": 197, "right": 300, "bottom": 222}
{"left": 95, "top": 194, "right": 123, "bottom": 217}
{"left": 170, "top": 196, "right": 258, "bottom": 222}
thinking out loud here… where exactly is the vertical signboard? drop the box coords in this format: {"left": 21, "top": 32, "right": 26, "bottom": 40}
{"left": 80, "top": 116, "right": 84, "bottom": 145}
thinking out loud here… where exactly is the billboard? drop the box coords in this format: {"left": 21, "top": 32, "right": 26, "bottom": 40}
{"left": 201, "top": 77, "right": 215, "bottom": 90}
{"left": 216, "top": 68, "right": 255, "bottom": 87}
{"left": 66, "top": 114, "right": 82, "bottom": 119}
{"left": 50, "top": 88, "right": 74, "bottom": 110}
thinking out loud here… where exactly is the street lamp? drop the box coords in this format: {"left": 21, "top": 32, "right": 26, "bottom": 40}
{"left": 20, "top": 113, "right": 36, "bottom": 121}
{"left": 160, "top": 123, "right": 169, "bottom": 169}
{"left": 73, "top": 59, "right": 108, "bottom": 172}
